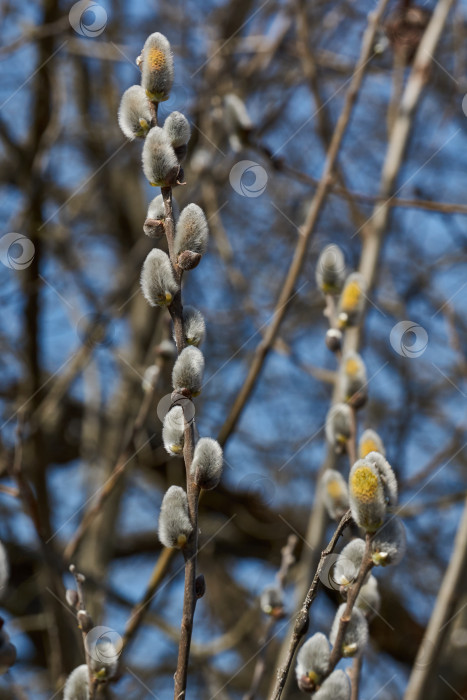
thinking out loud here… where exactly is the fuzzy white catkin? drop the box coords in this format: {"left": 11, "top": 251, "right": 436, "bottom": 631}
{"left": 191, "top": 438, "right": 223, "bottom": 490}
{"left": 359, "top": 428, "right": 385, "bottom": 458}
{"left": 325, "top": 403, "right": 352, "bottom": 450}
{"left": 337, "top": 272, "right": 366, "bottom": 328}
{"left": 295, "top": 632, "right": 330, "bottom": 683}
{"left": 0, "top": 540, "right": 9, "bottom": 593}
{"left": 118, "top": 85, "right": 152, "bottom": 140}
{"left": 313, "top": 669, "right": 351, "bottom": 700}
{"left": 158, "top": 485, "right": 193, "bottom": 548}
{"left": 321, "top": 469, "right": 349, "bottom": 520}
{"left": 90, "top": 642, "right": 119, "bottom": 679}
{"left": 146, "top": 193, "right": 180, "bottom": 222}
{"left": 333, "top": 539, "right": 366, "bottom": 587}
{"left": 172, "top": 346, "right": 204, "bottom": 395}
{"left": 63, "top": 665, "right": 89, "bottom": 700}
{"left": 182, "top": 306, "right": 206, "bottom": 347}
{"left": 141, "top": 32, "right": 174, "bottom": 102}
{"left": 371, "top": 517, "right": 406, "bottom": 566}
{"left": 163, "top": 111, "right": 191, "bottom": 148}
{"left": 355, "top": 575, "right": 381, "bottom": 618}
{"left": 142, "top": 126, "right": 179, "bottom": 186}
{"left": 162, "top": 406, "right": 185, "bottom": 456}
{"left": 349, "top": 459, "right": 387, "bottom": 532}
{"left": 141, "top": 248, "right": 179, "bottom": 307}
{"left": 330, "top": 604, "right": 369, "bottom": 657}
{"left": 174, "top": 204, "right": 209, "bottom": 257}
{"left": 339, "top": 352, "right": 367, "bottom": 403}
{"left": 366, "top": 451, "right": 398, "bottom": 506}
{"left": 315, "top": 244, "right": 346, "bottom": 294}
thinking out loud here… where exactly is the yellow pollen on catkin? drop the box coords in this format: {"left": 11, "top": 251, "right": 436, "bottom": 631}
{"left": 170, "top": 444, "right": 182, "bottom": 454}
{"left": 327, "top": 479, "right": 343, "bottom": 499}
{"left": 360, "top": 439, "right": 379, "bottom": 458}
{"left": 341, "top": 280, "right": 361, "bottom": 311}
{"left": 147, "top": 47, "right": 166, "bottom": 72}
{"left": 346, "top": 357, "right": 360, "bottom": 376}
{"left": 350, "top": 466, "right": 379, "bottom": 502}
{"left": 307, "top": 671, "right": 319, "bottom": 683}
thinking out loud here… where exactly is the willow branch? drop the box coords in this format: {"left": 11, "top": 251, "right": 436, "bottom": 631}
{"left": 270, "top": 510, "right": 352, "bottom": 700}
{"left": 217, "top": 0, "right": 390, "bottom": 448}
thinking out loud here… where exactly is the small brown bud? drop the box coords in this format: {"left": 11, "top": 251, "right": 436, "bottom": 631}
{"left": 177, "top": 250, "right": 202, "bottom": 271}
{"left": 325, "top": 328, "right": 342, "bottom": 353}
{"left": 348, "top": 389, "right": 367, "bottom": 410}
{"left": 195, "top": 574, "right": 206, "bottom": 599}
{"left": 77, "top": 609, "right": 93, "bottom": 633}
{"left": 143, "top": 218, "right": 165, "bottom": 238}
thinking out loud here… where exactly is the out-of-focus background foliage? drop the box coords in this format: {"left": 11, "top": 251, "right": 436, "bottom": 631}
{"left": 0, "top": 0, "right": 466, "bottom": 697}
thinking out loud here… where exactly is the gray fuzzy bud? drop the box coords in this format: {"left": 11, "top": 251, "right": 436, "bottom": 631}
{"left": 141, "top": 32, "right": 174, "bottom": 102}
{"left": 313, "top": 669, "right": 351, "bottom": 700}
{"left": 142, "top": 126, "right": 179, "bottom": 187}
{"left": 325, "top": 403, "right": 352, "bottom": 452}
{"left": 296, "top": 633, "right": 330, "bottom": 691}
{"left": 142, "top": 364, "right": 160, "bottom": 392}
{"left": 355, "top": 575, "right": 381, "bottom": 619}
{"left": 158, "top": 485, "right": 193, "bottom": 548}
{"left": 366, "top": 451, "right": 398, "bottom": 506}
{"left": 316, "top": 244, "right": 346, "bottom": 295}
{"left": 162, "top": 406, "right": 185, "bottom": 456}
{"left": 141, "top": 249, "right": 179, "bottom": 307}
{"left": 191, "top": 437, "right": 223, "bottom": 490}
{"left": 260, "top": 586, "right": 284, "bottom": 616}
{"left": 371, "top": 517, "right": 406, "bottom": 566}
{"left": 330, "top": 604, "right": 369, "bottom": 657}
{"left": 163, "top": 111, "right": 191, "bottom": 148}
{"left": 63, "top": 665, "right": 89, "bottom": 700}
{"left": 349, "top": 459, "right": 387, "bottom": 532}
{"left": 339, "top": 352, "right": 367, "bottom": 407}
{"left": 321, "top": 470, "right": 349, "bottom": 520}
{"left": 118, "top": 85, "right": 152, "bottom": 140}
{"left": 147, "top": 193, "right": 180, "bottom": 222}
{"left": 174, "top": 204, "right": 209, "bottom": 258}
{"left": 182, "top": 306, "right": 206, "bottom": 347}
{"left": 172, "top": 346, "right": 204, "bottom": 396}
{"left": 337, "top": 272, "right": 366, "bottom": 328}
{"left": 359, "top": 429, "right": 385, "bottom": 458}
{"left": 334, "top": 539, "right": 366, "bottom": 587}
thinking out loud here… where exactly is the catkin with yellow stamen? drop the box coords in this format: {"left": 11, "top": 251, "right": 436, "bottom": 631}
{"left": 359, "top": 428, "right": 385, "bottom": 458}
{"left": 337, "top": 272, "right": 366, "bottom": 328}
{"left": 141, "top": 32, "right": 174, "bottom": 102}
{"left": 349, "top": 459, "right": 386, "bottom": 532}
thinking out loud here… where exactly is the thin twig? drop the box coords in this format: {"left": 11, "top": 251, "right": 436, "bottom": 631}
{"left": 243, "top": 535, "right": 298, "bottom": 700}
{"left": 350, "top": 653, "right": 363, "bottom": 700}
{"left": 217, "top": 0, "right": 390, "bottom": 448}
{"left": 270, "top": 510, "right": 352, "bottom": 700}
